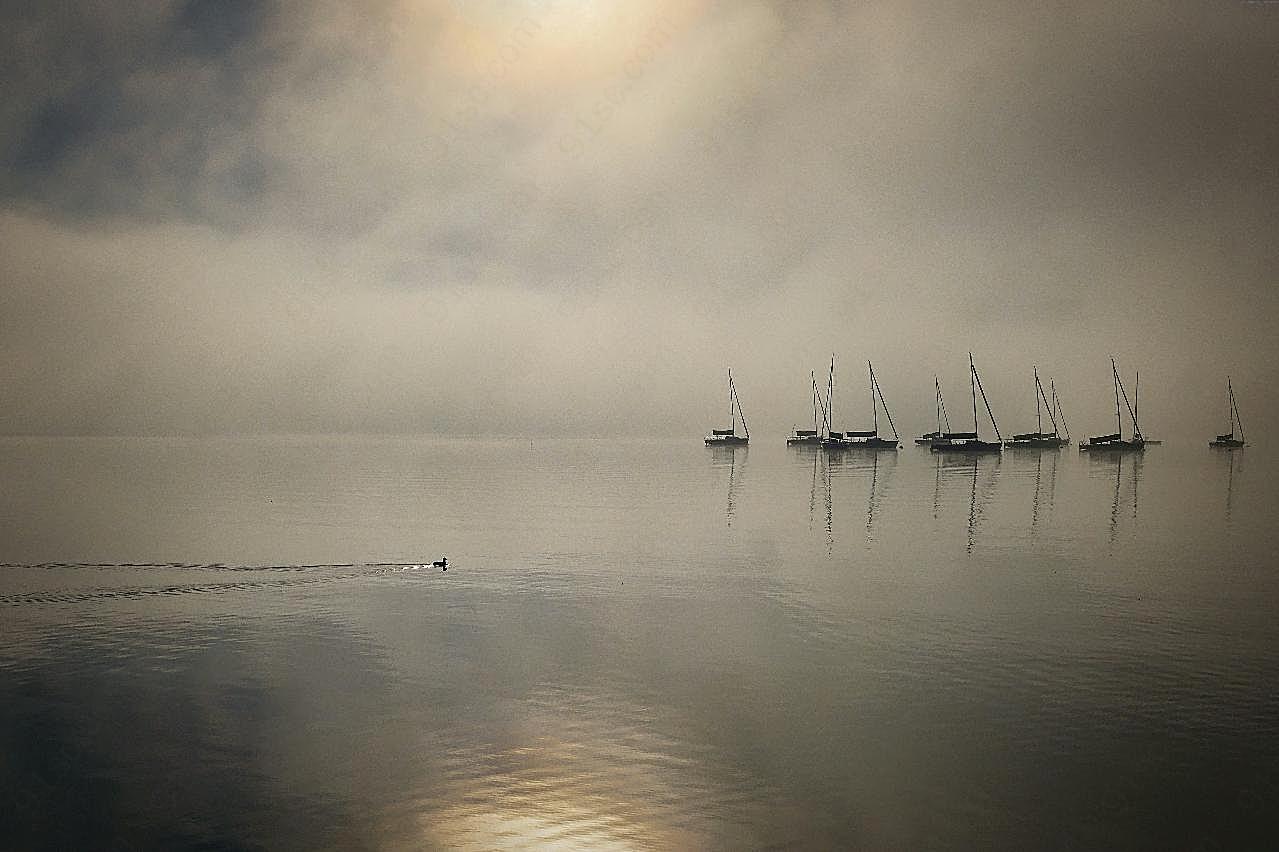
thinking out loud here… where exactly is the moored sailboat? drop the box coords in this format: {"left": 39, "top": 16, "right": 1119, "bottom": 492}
{"left": 1079, "top": 358, "right": 1144, "bottom": 452}
{"left": 843, "top": 361, "right": 900, "bottom": 449}
{"left": 818, "top": 356, "right": 849, "bottom": 450}
{"left": 822, "top": 358, "right": 900, "bottom": 450}
{"left": 1209, "top": 377, "right": 1245, "bottom": 448}
{"left": 1005, "top": 367, "right": 1068, "bottom": 448}
{"left": 788, "top": 371, "right": 826, "bottom": 446}
{"left": 916, "top": 377, "right": 952, "bottom": 445}
{"left": 1050, "top": 379, "right": 1071, "bottom": 446}
{"left": 930, "top": 354, "right": 1003, "bottom": 453}
{"left": 705, "top": 368, "right": 750, "bottom": 445}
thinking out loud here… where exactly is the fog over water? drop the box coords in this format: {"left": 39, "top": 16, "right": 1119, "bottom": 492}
{"left": 2, "top": 2, "right": 1277, "bottom": 439}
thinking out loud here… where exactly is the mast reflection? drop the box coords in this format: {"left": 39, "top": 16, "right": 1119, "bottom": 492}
{"left": 1088, "top": 452, "right": 1143, "bottom": 544}
{"left": 934, "top": 451, "right": 1001, "bottom": 554}
{"left": 709, "top": 445, "right": 747, "bottom": 527}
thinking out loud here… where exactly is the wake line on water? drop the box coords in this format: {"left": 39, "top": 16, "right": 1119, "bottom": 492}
{"left": 0, "top": 562, "right": 440, "bottom": 607}
{"left": 0, "top": 561, "right": 411, "bottom": 571}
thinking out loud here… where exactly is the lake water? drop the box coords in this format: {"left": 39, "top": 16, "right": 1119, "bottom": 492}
{"left": 2, "top": 436, "right": 1277, "bottom": 850}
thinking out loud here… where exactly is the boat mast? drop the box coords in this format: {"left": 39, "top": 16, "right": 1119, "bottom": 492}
{"left": 826, "top": 355, "right": 835, "bottom": 436}
{"left": 1113, "top": 359, "right": 1139, "bottom": 439}
{"left": 731, "top": 370, "right": 746, "bottom": 437}
{"left": 970, "top": 353, "right": 979, "bottom": 437}
{"left": 937, "top": 378, "right": 952, "bottom": 433}
{"left": 1036, "top": 370, "right": 1059, "bottom": 435}
{"left": 730, "top": 370, "right": 749, "bottom": 439}
{"left": 1051, "top": 379, "right": 1070, "bottom": 441}
{"left": 1230, "top": 377, "right": 1245, "bottom": 442}
{"left": 1111, "top": 357, "right": 1122, "bottom": 438}
{"left": 811, "top": 371, "right": 820, "bottom": 435}
{"left": 1227, "top": 377, "right": 1234, "bottom": 436}
{"left": 869, "top": 362, "right": 877, "bottom": 435}
{"left": 935, "top": 377, "right": 942, "bottom": 434}
{"left": 871, "top": 362, "right": 900, "bottom": 440}
{"left": 1034, "top": 366, "right": 1042, "bottom": 435}
{"left": 972, "top": 355, "right": 1002, "bottom": 442}
{"left": 728, "top": 369, "right": 736, "bottom": 433}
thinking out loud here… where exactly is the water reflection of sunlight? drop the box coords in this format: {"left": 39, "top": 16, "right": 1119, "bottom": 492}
{"left": 419, "top": 732, "right": 711, "bottom": 850}
{"left": 414, "top": 688, "right": 751, "bottom": 850}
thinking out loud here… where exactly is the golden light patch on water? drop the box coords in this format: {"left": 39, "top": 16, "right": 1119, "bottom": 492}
{"left": 403, "top": 685, "right": 760, "bottom": 851}
{"left": 413, "top": 731, "right": 714, "bottom": 850}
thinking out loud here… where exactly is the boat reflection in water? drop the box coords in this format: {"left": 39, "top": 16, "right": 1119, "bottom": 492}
{"left": 1215, "top": 445, "right": 1243, "bottom": 525}
{"left": 932, "top": 450, "right": 1002, "bottom": 553}
{"left": 1006, "top": 447, "right": 1061, "bottom": 538}
{"left": 1086, "top": 451, "right": 1144, "bottom": 544}
{"left": 842, "top": 449, "right": 897, "bottom": 544}
{"left": 709, "top": 444, "right": 747, "bottom": 527}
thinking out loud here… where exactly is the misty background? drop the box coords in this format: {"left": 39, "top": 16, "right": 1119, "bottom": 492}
{"left": 1, "top": 0, "right": 1275, "bottom": 440}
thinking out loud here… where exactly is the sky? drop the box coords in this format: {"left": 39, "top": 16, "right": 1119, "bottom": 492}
{"left": 1, "top": 0, "right": 1276, "bottom": 440}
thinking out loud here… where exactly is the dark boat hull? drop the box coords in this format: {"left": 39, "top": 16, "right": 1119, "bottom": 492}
{"left": 1209, "top": 439, "right": 1244, "bottom": 448}
{"left": 705, "top": 435, "right": 748, "bottom": 446}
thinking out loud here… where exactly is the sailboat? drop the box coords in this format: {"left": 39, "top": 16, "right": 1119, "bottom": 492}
{"left": 787, "top": 371, "right": 826, "bottom": 446}
{"left": 819, "top": 356, "right": 848, "bottom": 450}
{"left": 930, "top": 354, "right": 1002, "bottom": 453}
{"left": 1050, "top": 379, "right": 1071, "bottom": 446}
{"left": 1079, "top": 358, "right": 1144, "bottom": 452}
{"left": 705, "top": 368, "right": 749, "bottom": 445}
{"left": 836, "top": 361, "right": 900, "bottom": 449}
{"left": 916, "top": 377, "right": 953, "bottom": 445}
{"left": 1004, "top": 367, "right": 1068, "bottom": 448}
{"left": 1209, "top": 377, "right": 1245, "bottom": 448}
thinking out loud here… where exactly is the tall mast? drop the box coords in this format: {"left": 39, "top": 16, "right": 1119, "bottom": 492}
{"left": 811, "top": 371, "right": 820, "bottom": 434}
{"left": 970, "top": 352, "right": 979, "bottom": 435}
{"left": 1113, "top": 361, "right": 1138, "bottom": 438}
{"left": 938, "top": 379, "right": 952, "bottom": 432}
{"left": 731, "top": 371, "right": 749, "bottom": 439}
{"left": 972, "top": 356, "right": 1002, "bottom": 442}
{"left": 1036, "top": 370, "right": 1058, "bottom": 435}
{"left": 1230, "top": 377, "right": 1245, "bottom": 442}
{"left": 731, "top": 365, "right": 741, "bottom": 432}
{"left": 816, "top": 373, "right": 829, "bottom": 437}
{"left": 872, "top": 363, "right": 900, "bottom": 440}
{"left": 1111, "top": 357, "right": 1122, "bottom": 437}
{"left": 826, "top": 355, "right": 835, "bottom": 436}
{"left": 1052, "top": 379, "right": 1070, "bottom": 442}
{"left": 935, "top": 377, "right": 942, "bottom": 434}
{"left": 1034, "top": 366, "right": 1042, "bottom": 435}
{"left": 1227, "top": 377, "right": 1234, "bottom": 435}
{"left": 869, "top": 361, "right": 878, "bottom": 435}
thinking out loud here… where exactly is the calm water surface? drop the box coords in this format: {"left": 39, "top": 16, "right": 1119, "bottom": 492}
{"left": 2, "top": 436, "right": 1277, "bottom": 850}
